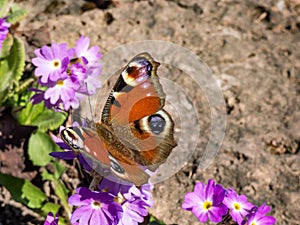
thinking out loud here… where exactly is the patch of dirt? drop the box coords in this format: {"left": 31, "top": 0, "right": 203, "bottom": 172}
{"left": 1, "top": 0, "right": 299, "bottom": 224}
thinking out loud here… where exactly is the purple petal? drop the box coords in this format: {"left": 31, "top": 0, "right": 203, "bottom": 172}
{"left": 213, "top": 184, "right": 226, "bottom": 204}
{"left": 208, "top": 205, "right": 227, "bottom": 223}
{"left": 49, "top": 151, "right": 76, "bottom": 160}
{"left": 182, "top": 192, "right": 202, "bottom": 210}
{"left": 43, "top": 212, "right": 59, "bottom": 225}
{"left": 194, "top": 182, "right": 205, "bottom": 200}
{"left": 192, "top": 207, "right": 208, "bottom": 223}
{"left": 78, "top": 207, "right": 93, "bottom": 225}
{"left": 89, "top": 210, "right": 103, "bottom": 225}
{"left": 71, "top": 205, "right": 92, "bottom": 224}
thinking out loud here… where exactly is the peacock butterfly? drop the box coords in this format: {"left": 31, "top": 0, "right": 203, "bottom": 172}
{"left": 61, "top": 52, "right": 177, "bottom": 186}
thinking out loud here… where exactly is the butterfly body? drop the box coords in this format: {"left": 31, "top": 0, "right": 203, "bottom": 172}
{"left": 61, "top": 53, "right": 176, "bottom": 185}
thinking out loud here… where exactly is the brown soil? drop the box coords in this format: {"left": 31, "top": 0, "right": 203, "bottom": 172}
{"left": 0, "top": 0, "right": 299, "bottom": 224}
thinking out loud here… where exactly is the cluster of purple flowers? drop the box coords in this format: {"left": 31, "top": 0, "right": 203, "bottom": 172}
{"left": 31, "top": 36, "right": 102, "bottom": 111}
{"left": 0, "top": 17, "right": 11, "bottom": 51}
{"left": 70, "top": 181, "right": 152, "bottom": 225}
{"left": 44, "top": 180, "right": 153, "bottom": 225}
{"left": 182, "top": 179, "right": 276, "bottom": 225}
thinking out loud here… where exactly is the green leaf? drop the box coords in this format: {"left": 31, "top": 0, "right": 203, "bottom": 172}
{"left": 17, "top": 102, "right": 44, "bottom": 125}
{"left": 17, "top": 102, "right": 67, "bottom": 132}
{"left": 41, "top": 202, "right": 61, "bottom": 217}
{"left": 0, "top": 36, "right": 25, "bottom": 106}
{"left": 58, "top": 218, "right": 69, "bottom": 225}
{"left": 41, "top": 164, "right": 71, "bottom": 218}
{"left": 53, "top": 179, "right": 69, "bottom": 201}
{"left": 41, "top": 170, "right": 55, "bottom": 181}
{"left": 22, "top": 179, "right": 47, "bottom": 208}
{"left": 0, "top": 33, "right": 13, "bottom": 58}
{"left": 32, "top": 110, "right": 67, "bottom": 132}
{"left": 0, "top": 0, "right": 9, "bottom": 17}
{"left": 14, "top": 78, "right": 35, "bottom": 94}
{"left": 28, "top": 131, "right": 59, "bottom": 166}
{"left": 7, "top": 6, "right": 28, "bottom": 24}
{"left": 52, "top": 179, "right": 70, "bottom": 217}
{"left": 0, "top": 57, "right": 9, "bottom": 98}
{"left": 5, "top": 36, "right": 25, "bottom": 82}
{"left": 53, "top": 161, "right": 67, "bottom": 179}
{"left": 0, "top": 173, "right": 46, "bottom": 209}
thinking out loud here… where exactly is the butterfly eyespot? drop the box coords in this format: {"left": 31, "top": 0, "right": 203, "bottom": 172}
{"left": 126, "top": 66, "right": 134, "bottom": 74}
{"left": 148, "top": 114, "right": 166, "bottom": 134}
{"left": 109, "top": 155, "right": 125, "bottom": 174}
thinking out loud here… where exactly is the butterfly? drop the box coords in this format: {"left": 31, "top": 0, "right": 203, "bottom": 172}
{"left": 61, "top": 52, "right": 177, "bottom": 186}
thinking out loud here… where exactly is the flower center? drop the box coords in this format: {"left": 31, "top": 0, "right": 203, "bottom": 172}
{"left": 91, "top": 201, "right": 101, "bottom": 209}
{"left": 52, "top": 60, "right": 61, "bottom": 68}
{"left": 233, "top": 202, "right": 241, "bottom": 211}
{"left": 203, "top": 201, "right": 213, "bottom": 211}
{"left": 56, "top": 80, "right": 64, "bottom": 86}
{"left": 114, "top": 192, "right": 125, "bottom": 205}
{"left": 250, "top": 221, "right": 257, "bottom": 225}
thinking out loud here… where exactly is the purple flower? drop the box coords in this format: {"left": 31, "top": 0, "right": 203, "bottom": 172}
{"left": 32, "top": 43, "right": 74, "bottom": 83}
{"left": 84, "top": 63, "right": 102, "bottom": 95}
{"left": 223, "top": 188, "right": 254, "bottom": 225}
{"left": 43, "top": 212, "right": 59, "bottom": 225}
{"left": 44, "top": 76, "right": 79, "bottom": 108}
{"left": 246, "top": 203, "right": 276, "bottom": 225}
{"left": 182, "top": 179, "right": 228, "bottom": 223}
{"left": 31, "top": 36, "right": 102, "bottom": 111}
{"left": 97, "top": 179, "right": 154, "bottom": 225}
{"left": 0, "top": 17, "right": 10, "bottom": 50}
{"left": 118, "top": 198, "right": 149, "bottom": 225}
{"left": 63, "top": 92, "right": 85, "bottom": 111}
{"left": 68, "top": 187, "right": 123, "bottom": 225}
{"left": 75, "top": 36, "right": 101, "bottom": 65}
{"left": 74, "top": 36, "right": 102, "bottom": 95}
{"left": 117, "top": 184, "right": 154, "bottom": 225}
{"left": 123, "top": 183, "right": 154, "bottom": 207}
{"left": 69, "top": 62, "right": 87, "bottom": 82}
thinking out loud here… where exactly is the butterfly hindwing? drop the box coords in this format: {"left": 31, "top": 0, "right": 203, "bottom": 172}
{"left": 61, "top": 127, "right": 111, "bottom": 169}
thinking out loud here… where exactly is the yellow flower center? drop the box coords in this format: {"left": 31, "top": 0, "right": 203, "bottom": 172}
{"left": 114, "top": 192, "right": 125, "bottom": 205}
{"left": 52, "top": 60, "right": 61, "bottom": 68}
{"left": 56, "top": 80, "right": 64, "bottom": 86}
{"left": 250, "top": 222, "right": 257, "bottom": 225}
{"left": 233, "top": 202, "right": 241, "bottom": 211}
{"left": 91, "top": 201, "right": 101, "bottom": 209}
{"left": 203, "top": 201, "right": 213, "bottom": 211}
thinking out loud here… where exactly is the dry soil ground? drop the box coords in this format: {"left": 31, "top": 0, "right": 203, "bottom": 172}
{"left": 0, "top": 0, "right": 299, "bottom": 224}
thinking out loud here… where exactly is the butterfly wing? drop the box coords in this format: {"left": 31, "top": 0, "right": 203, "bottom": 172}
{"left": 101, "top": 52, "right": 165, "bottom": 126}
{"left": 60, "top": 127, "right": 111, "bottom": 173}
{"left": 98, "top": 53, "right": 177, "bottom": 185}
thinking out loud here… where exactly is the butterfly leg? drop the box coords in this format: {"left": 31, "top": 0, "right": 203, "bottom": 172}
{"left": 89, "top": 170, "right": 103, "bottom": 190}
